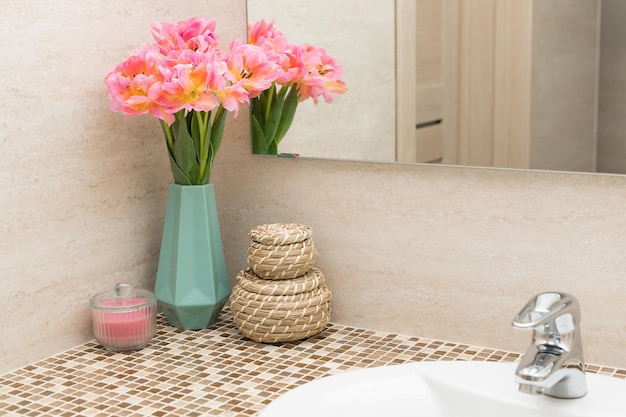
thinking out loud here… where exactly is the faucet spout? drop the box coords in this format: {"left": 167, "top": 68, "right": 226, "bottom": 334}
{"left": 512, "top": 292, "right": 587, "bottom": 399}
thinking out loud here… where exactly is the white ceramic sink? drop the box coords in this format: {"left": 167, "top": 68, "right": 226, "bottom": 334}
{"left": 259, "top": 361, "right": 626, "bottom": 417}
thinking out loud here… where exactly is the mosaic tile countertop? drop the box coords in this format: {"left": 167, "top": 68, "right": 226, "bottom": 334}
{"left": 1, "top": 308, "right": 625, "bottom": 416}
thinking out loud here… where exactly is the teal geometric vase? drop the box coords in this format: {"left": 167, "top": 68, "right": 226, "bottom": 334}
{"left": 154, "top": 183, "right": 231, "bottom": 330}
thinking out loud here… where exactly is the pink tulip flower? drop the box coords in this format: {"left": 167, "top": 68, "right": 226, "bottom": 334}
{"left": 104, "top": 44, "right": 176, "bottom": 124}
{"left": 297, "top": 45, "right": 348, "bottom": 104}
{"left": 225, "top": 39, "right": 280, "bottom": 100}
{"left": 151, "top": 16, "right": 219, "bottom": 57}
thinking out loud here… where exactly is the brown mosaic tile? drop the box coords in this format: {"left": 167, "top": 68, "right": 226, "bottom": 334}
{"left": 1, "top": 307, "right": 624, "bottom": 416}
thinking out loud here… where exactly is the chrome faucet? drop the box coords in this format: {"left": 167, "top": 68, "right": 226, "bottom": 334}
{"left": 512, "top": 292, "right": 587, "bottom": 399}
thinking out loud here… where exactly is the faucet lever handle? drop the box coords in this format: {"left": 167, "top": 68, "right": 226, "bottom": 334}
{"left": 512, "top": 292, "right": 578, "bottom": 330}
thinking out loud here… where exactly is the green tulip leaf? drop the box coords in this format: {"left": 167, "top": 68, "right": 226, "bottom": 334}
{"left": 251, "top": 115, "right": 269, "bottom": 154}
{"left": 167, "top": 150, "right": 192, "bottom": 185}
{"left": 173, "top": 111, "right": 199, "bottom": 182}
{"left": 251, "top": 100, "right": 265, "bottom": 131}
{"left": 275, "top": 85, "right": 299, "bottom": 144}
{"left": 267, "top": 139, "right": 278, "bottom": 155}
{"left": 210, "top": 107, "right": 227, "bottom": 158}
{"left": 191, "top": 111, "right": 205, "bottom": 161}
{"left": 263, "top": 87, "right": 288, "bottom": 146}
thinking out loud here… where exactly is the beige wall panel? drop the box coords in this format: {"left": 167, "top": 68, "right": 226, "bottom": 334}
{"left": 416, "top": 0, "right": 444, "bottom": 87}
{"left": 457, "top": 0, "right": 497, "bottom": 167}
{"left": 492, "top": 0, "right": 532, "bottom": 169}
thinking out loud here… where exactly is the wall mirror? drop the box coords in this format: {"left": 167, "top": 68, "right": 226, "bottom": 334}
{"left": 247, "top": 0, "right": 626, "bottom": 175}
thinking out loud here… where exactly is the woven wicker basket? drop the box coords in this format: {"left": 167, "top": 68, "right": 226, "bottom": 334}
{"left": 230, "top": 267, "right": 331, "bottom": 343}
{"left": 236, "top": 267, "right": 325, "bottom": 297}
{"left": 247, "top": 238, "right": 317, "bottom": 279}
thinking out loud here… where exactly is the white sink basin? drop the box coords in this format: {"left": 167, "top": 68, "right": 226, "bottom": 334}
{"left": 259, "top": 361, "right": 626, "bottom": 417}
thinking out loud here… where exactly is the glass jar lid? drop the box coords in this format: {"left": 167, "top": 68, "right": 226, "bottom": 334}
{"left": 89, "top": 281, "right": 156, "bottom": 312}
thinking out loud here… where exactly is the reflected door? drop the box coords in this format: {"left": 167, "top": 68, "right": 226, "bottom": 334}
{"left": 396, "top": 0, "right": 447, "bottom": 164}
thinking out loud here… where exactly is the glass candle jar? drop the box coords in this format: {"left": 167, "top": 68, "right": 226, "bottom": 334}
{"left": 89, "top": 281, "right": 157, "bottom": 353}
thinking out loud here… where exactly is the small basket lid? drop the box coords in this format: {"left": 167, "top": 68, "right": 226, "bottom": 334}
{"left": 248, "top": 223, "right": 312, "bottom": 245}
{"left": 89, "top": 281, "right": 156, "bottom": 312}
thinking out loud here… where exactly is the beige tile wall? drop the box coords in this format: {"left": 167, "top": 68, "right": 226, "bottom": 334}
{"left": 2, "top": 0, "right": 626, "bottom": 374}
{"left": 0, "top": 0, "right": 245, "bottom": 373}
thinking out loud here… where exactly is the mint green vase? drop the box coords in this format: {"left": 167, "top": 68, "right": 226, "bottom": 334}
{"left": 154, "top": 183, "right": 231, "bottom": 329}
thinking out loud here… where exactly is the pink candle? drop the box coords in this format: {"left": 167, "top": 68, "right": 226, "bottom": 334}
{"left": 90, "top": 282, "right": 157, "bottom": 353}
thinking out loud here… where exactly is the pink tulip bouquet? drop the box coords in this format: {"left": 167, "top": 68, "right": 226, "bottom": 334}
{"left": 247, "top": 20, "right": 348, "bottom": 154}
{"left": 104, "top": 17, "right": 347, "bottom": 184}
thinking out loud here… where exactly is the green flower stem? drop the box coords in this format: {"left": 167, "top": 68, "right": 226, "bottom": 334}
{"left": 196, "top": 110, "right": 210, "bottom": 182}
{"left": 264, "top": 83, "right": 275, "bottom": 122}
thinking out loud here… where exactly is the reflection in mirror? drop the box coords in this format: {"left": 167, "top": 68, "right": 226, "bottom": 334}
{"left": 248, "top": 0, "right": 626, "bottom": 175}
{"left": 247, "top": 0, "right": 396, "bottom": 162}
{"left": 247, "top": 20, "right": 348, "bottom": 156}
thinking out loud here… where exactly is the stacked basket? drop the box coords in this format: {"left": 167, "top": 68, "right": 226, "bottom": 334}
{"left": 230, "top": 223, "right": 332, "bottom": 343}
